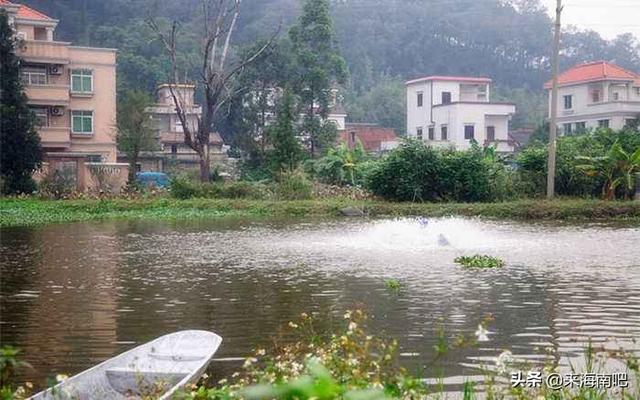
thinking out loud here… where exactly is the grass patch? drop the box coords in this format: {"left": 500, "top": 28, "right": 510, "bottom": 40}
{"left": 1, "top": 197, "right": 639, "bottom": 227}
{"left": 455, "top": 254, "right": 505, "bottom": 268}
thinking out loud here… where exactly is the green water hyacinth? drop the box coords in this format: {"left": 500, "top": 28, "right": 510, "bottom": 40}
{"left": 455, "top": 254, "right": 504, "bottom": 268}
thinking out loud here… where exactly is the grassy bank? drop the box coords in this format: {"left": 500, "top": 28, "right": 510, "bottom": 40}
{"left": 1, "top": 197, "right": 639, "bottom": 227}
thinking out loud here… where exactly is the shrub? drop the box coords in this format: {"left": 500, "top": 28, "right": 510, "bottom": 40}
{"left": 366, "top": 139, "right": 443, "bottom": 201}
{"left": 440, "top": 147, "right": 492, "bottom": 202}
{"left": 274, "top": 171, "right": 313, "bottom": 200}
{"left": 365, "top": 140, "right": 512, "bottom": 202}
{"left": 38, "top": 165, "right": 76, "bottom": 199}
{"left": 169, "top": 175, "right": 200, "bottom": 200}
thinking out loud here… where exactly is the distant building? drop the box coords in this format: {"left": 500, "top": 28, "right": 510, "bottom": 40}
{"left": 145, "top": 84, "right": 226, "bottom": 171}
{"left": 405, "top": 75, "right": 516, "bottom": 153}
{"left": 545, "top": 61, "right": 640, "bottom": 134}
{"left": 508, "top": 127, "right": 536, "bottom": 151}
{"left": 1, "top": 0, "right": 127, "bottom": 191}
{"left": 339, "top": 123, "right": 398, "bottom": 153}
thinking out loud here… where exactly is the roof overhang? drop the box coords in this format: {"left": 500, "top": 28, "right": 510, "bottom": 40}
{"left": 406, "top": 76, "right": 492, "bottom": 86}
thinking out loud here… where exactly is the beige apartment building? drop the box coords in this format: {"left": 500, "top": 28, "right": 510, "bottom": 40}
{"left": 1, "top": 0, "right": 126, "bottom": 190}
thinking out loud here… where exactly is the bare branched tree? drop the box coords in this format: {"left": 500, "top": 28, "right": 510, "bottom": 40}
{"left": 148, "top": 0, "right": 278, "bottom": 182}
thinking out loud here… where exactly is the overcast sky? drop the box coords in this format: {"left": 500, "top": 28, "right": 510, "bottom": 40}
{"left": 541, "top": 0, "right": 640, "bottom": 40}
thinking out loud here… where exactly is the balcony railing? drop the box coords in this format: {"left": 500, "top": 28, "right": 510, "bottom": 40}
{"left": 25, "top": 85, "right": 70, "bottom": 106}
{"left": 38, "top": 126, "right": 71, "bottom": 148}
{"left": 586, "top": 101, "right": 640, "bottom": 114}
{"left": 18, "top": 40, "right": 70, "bottom": 64}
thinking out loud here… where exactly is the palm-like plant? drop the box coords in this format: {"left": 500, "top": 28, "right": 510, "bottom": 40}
{"left": 576, "top": 141, "right": 640, "bottom": 200}
{"left": 314, "top": 142, "right": 367, "bottom": 185}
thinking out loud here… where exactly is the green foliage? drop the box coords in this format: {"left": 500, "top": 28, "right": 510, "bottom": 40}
{"left": 454, "top": 254, "right": 504, "bottom": 268}
{"left": 366, "top": 139, "right": 443, "bottom": 202}
{"left": 184, "top": 310, "right": 428, "bottom": 399}
{"left": 384, "top": 279, "right": 401, "bottom": 292}
{"left": 289, "top": 0, "right": 348, "bottom": 156}
{"left": 439, "top": 146, "right": 493, "bottom": 202}
{"left": 345, "top": 77, "right": 406, "bottom": 136}
{"left": 516, "top": 128, "right": 640, "bottom": 198}
{"left": 0, "top": 11, "right": 42, "bottom": 195}
{"left": 269, "top": 90, "right": 303, "bottom": 173}
{"left": 576, "top": 142, "right": 640, "bottom": 200}
{"left": 274, "top": 171, "right": 313, "bottom": 201}
{"left": 365, "top": 140, "right": 512, "bottom": 202}
{"left": 311, "top": 143, "right": 368, "bottom": 186}
{"left": 169, "top": 176, "right": 268, "bottom": 200}
{"left": 116, "top": 90, "right": 157, "bottom": 183}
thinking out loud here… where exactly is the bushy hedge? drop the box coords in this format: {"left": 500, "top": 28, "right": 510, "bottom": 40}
{"left": 170, "top": 175, "right": 269, "bottom": 200}
{"left": 365, "top": 139, "right": 508, "bottom": 202}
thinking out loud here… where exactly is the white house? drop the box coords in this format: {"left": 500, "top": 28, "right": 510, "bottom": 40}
{"left": 546, "top": 61, "right": 640, "bottom": 134}
{"left": 406, "top": 76, "right": 516, "bottom": 152}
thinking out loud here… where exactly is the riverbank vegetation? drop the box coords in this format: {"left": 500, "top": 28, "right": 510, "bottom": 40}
{"left": 454, "top": 255, "right": 504, "bottom": 269}
{"left": 1, "top": 197, "right": 639, "bottom": 228}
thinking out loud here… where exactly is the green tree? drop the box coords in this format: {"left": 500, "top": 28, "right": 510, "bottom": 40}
{"left": 0, "top": 11, "right": 42, "bottom": 194}
{"left": 116, "top": 90, "right": 158, "bottom": 184}
{"left": 269, "top": 90, "right": 302, "bottom": 173}
{"left": 289, "top": 0, "right": 347, "bottom": 156}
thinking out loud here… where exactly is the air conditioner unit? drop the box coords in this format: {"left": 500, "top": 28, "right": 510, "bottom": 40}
{"left": 49, "top": 65, "right": 63, "bottom": 75}
{"left": 49, "top": 107, "right": 64, "bottom": 116}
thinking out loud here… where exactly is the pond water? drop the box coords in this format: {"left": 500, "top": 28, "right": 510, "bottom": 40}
{"left": 1, "top": 216, "right": 639, "bottom": 390}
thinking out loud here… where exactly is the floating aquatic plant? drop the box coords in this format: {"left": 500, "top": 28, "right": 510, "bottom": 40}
{"left": 384, "top": 279, "right": 401, "bottom": 291}
{"left": 455, "top": 254, "right": 504, "bottom": 268}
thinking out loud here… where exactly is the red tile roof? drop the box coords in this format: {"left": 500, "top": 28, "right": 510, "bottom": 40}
{"left": 0, "top": 0, "right": 53, "bottom": 21}
{"left": 340, "top": 123, "right": 398, "bottom": 152}
{"left": 406, "top": 75, "right": 492, "bottom": 85}
{"left": 545, "top": 61, "right": 639, "bottom": 88}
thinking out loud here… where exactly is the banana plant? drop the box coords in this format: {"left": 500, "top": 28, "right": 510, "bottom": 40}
{"left": 576, "top": 141, "right": 640, "bottom": 200}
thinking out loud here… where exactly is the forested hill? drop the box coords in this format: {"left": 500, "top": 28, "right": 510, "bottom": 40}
{"left": 20, "top": 0, "right": 640, "bottom": 132}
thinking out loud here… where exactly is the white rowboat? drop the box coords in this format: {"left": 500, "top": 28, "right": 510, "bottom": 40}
{"left": 29, "top": 330, "right": 222, "bottom": 399}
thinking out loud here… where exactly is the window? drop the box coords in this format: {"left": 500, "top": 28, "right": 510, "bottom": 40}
{"left": 612, "top": 92, "right": 620, "bottom": 101}
{"left": 428, "top": 127, "right": 434, "bottom": 140}
{"left": 416, "top": 127, "right": 423, "bottom": 140}
{"left": 21, "top": 67, "right": 46, "bottom": 85}
{"left": 174, "top": 119, "right": 183, "bottom": 133}
{"left": 441, "top": 92, "right": 452, "bottom": 104}
{"left": 563, "top": 123, "right": 572, "bottom": 135}
{"left": 171, "top": 144, "right": 178, "bottom": 155}
{"left": 70, "top": 69, "right": 93, "bottom": 93}
{"left": 486, "top": 126, "right": 495, "bottom": 142}
{"left": 591, "top": 90, "right": 601, "bottom": 103}
{"left": 30, "top": 106, "right": 48, "bottom": 127}
{"left": 563, "top": 95, "right": 572, "bottom": 110}
{"left": 441, "top": 125, "right": 448, "bottom": 140}
{"left": 417, "top": 92, "right": 423, "bottom": 107}
{"left": 350, "top": 131, "right": 356, "bottom": 143}
{"left": 464, "top": 124, "right": 475, "bottom": 140}
{"left": 598, "top": 119, "right": 609, "bottom": 129}
{"left": 71, "top": 110, "right": 93, "bottom": 134}
{"left": 576, "top": 122, "right": 587, "bottom": 132}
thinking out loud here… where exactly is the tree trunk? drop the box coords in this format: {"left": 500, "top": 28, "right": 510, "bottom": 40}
{"left": 199, "top": 145, "right": 210, "bottom": 182}
{"left": 128, "top": 152, "right": 138, "bottom": 185}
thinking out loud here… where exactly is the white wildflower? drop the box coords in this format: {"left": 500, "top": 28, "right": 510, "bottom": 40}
{"left": 475, "top": 324, "right": 489, "bottom": 342}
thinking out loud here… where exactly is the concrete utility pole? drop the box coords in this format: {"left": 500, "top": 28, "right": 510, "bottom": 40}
{"left": 547, "top": 0, "right": 563, "bottom": 199}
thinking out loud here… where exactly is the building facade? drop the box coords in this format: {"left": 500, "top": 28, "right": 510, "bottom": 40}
{"left": 145, "top": 84, "right": 226, "bottom": 171}
{"left": 405, "top": 76, "right": 516, "bottom": 152}
{"left": 545, "top": 61, "right": 640, "bottom": 134}
{"left": 1, "top": 0, "right": 126, "bottom": 190}
{"left": 339, "top": 123, "right": 398, "bottom": 154}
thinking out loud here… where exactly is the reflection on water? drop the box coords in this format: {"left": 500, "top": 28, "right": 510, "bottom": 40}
{"left": 1, "top": 216, "right": 639, "bottom": 389}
